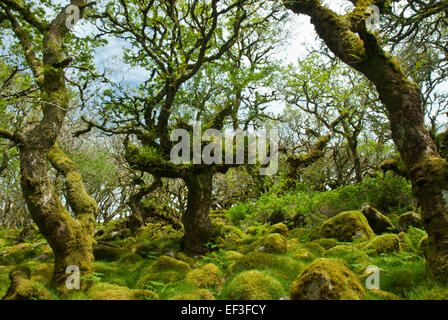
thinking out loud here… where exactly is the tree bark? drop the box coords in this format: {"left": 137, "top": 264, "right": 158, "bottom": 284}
{"left": 348, "top": 139, "right": 362, "bottom": 183}
{"left": 182, "top": 170, "right": 214, "bottom": 254}
{"left": 19, "top": 143, "right": 96, "bottom": 293}
{"left": 284, "top": 0, "right": 448, "bottom": 280}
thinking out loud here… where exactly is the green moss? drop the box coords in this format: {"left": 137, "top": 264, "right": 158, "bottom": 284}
{"left": 31, "top": 263, "right": 53, "bottom": 284}
{"left": 302, "top": 241, "right": 326, "bottom": 255}
{"left": 316, "top": 238, "right": 338, "bottom": 250}
{"left": 364, "top": 234, "right": 401, "bottom": 255}
{"left": 290, "top": 258, "right": 365, "bottom": 300}
{"left": 118, "top": 252, "right": 142, "bottom": 265}
{"left": 292, "top": 248, "right": 315, "bottom": 262}
{"left": 419, "top": 287, "right": 448, "bottom": 300}
{"left": 148, "top": 256, "right": 192, "bottom": 274}
{"left": 88, "top": 282, "right": 158, "bottom": 300}
{"left": 398, "top": 212, "right": 422, "bottom": 232}
{"left": 223, "top": 250, "right": 244, "bottom": 262}
{"left": 224, "top": 270, "right": 283, "bottom": 300}
{"left": 137, "top": 271, "right": 184, "bottom": 288}
{"left": 4, "top": 243, "right": 37, "bottom": 263}
{"left": 93, "top": 245, "right": 126, "bottom": 262}
{"left": 171, "top": 289, "right": 215, "bottom": 300}
{"left": 228, "top": 252, "right": 302, "bottom": 276}
{"left": 367, "top": 289, "right": 401, "bottom": 300}
{"left": 175, "top": 252, "right": 196, "bottom": 266}
{"left": 185, "top": 264, "right": 224, "bottom": 288}
{"left": 316, "top": 211, "right": 375, "bottom": 242}
{"left": 268, "top": 223, "right": 289, "bottom": 237}
{"left": 324, "top": 245, "right": 371, "bottom": 274}
{"left": 2, "top": 268, "right": 52, "bottom": 300}
{"left": 259, "top": 233, "right": 287, "bottom": 254}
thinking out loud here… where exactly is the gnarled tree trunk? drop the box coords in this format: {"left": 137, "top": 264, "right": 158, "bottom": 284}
{"left": 182, "top": 170, "right": 214, "bottom": 254}
{"left": 20, "top": 143, "right": 96, "bottom": 293}
{"left": 284, "top": 0, "right": 448, "bottom": 280}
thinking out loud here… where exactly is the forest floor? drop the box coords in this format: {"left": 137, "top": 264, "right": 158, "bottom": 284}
{"left": 0, "top": 202, "right": 445, "bottom": 300}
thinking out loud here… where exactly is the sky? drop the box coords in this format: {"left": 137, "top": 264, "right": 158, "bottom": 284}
{"left": 72, "top": 12, "right": 318, "bottom": 115}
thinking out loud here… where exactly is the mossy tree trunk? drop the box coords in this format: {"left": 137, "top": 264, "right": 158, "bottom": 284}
{"left": 0, "top": 0, "right": 98, "bottom": 293}
{"left": 284, "top": 0, "right": 448, "bottom": 280}
{"left": 182, "top": 170, "right": 214, "bottom": 254}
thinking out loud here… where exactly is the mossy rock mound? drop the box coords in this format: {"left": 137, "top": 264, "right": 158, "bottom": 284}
{"left": 175, "top": 252, "right": 196, "bottom": 266}
{"left": 229, "top": 252, "right": 302, "bottom": 275}
{"left": 88, "top": 282, "right": 158, "bottom": 300}
{"left": 368, "top": 289, "right": 401, "bottom": 300}
{"left": 171, "top": 289, "right": 215, "bottom": 300}
{"left": 3, "top": 243, "right": 38, "bottom": 263}
{"left": 223, "top": 250, "right": 244, "bottom": 263}
{"left": 290, "top": 258, "right": 365, "bottom": 300}
{"left": 316, "top": 238, "right": 338, "bottom": 250}
{"left": 93, "top": 245, "right": 126, "bottom": 262}
{"left": 259, "top": 233, "right": 287, "bottom": 254}
{"left": 398, "top": 212, "right": 422, "bottom": 232}
{"left": 185, "top": 264, "right": 224, "bottom": 288}
{"left": 324, "top": 245, "right": 371, "bottom": 273}
{"left": 361, "top": 204, "right": 396, "bottom": 234}
{"left": 364, "top": 234, "right": 401, "bottom": 255}
{"left": 132, "top": 242, "right": 155, "bottom": 257}
{"left": 225, "top": 270, "right": 284, "bottom": 300}
{"left": 149, "top": 255, "right": 192, "bottom": 274}
{"left": 268, "top": 223, "right": 289, "bottom": 237}
{"left": 314, "top": 211, "right": 374, "bottom": 242}
{"left": 302, "top": 241, "right": 326, "bottom": 255}
{"left": 292, "top": 248, "right": 315, "bottom": 262}
{"left": 119, "top": 252, "right": 142, "bottom": 265}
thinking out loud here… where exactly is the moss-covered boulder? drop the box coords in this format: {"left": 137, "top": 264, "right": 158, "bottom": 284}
{"left": 171, "top": 289, "right": 215, "bottom": 300}
{"left": 398, "top": 212, "right": 422, "bottom": 232}
{"left": 361, "top": 204, "right": 396, "bottom": 234}
{"left": 88, "top": 282, "right": 158, "bottom": 300}
{"left": 363, "top": 234, "right": 401, "bottom": 255}
{"left": 268, "top": 223, "right": 289, "bottom": 237}
{"left": 149, "top": 256, "right": 192, "bottom": 274}
{"left": 302, "top": 241, "right": 326, "bottom": 255}
{"left": 324, "top": 245, "right": 371, "bottom": 274}
{"left": 368, "top": 289, "right": 401, "bottom": 300}
{"left": 3, "top": 243, "right": 38, "bottom": 263}
{"left": 185, "top": 264, "right": 224, "bottom": 288}
{"left": 290, "top": 258, "right": 365, "bottom": 300}
{"left": 225, "top": 270, "right": 284, "bottom": 300}
{"left": 316, "top": 238, "right": 338, "bottom": 250}
{"left": 223, "top": 250, "right": 244, "bottom": 263}
{"left": 259, "top": 233, "right": 287, "bottom": 254}
{"left": 132, "top": 242, "right": 154, "bottom": 257}
{"left": 93, "top": 245, "right": 126, "bottom": 262}
{"left": 314, "top": 211, "right": 375, "bottom": 242}
{"left": 175, "top": 252, "right": 196, "bottom": 266}
{"left": 119, "top": 252, "right": 142, "bottom": 265}
{"left": 229, "top": 252, "right": 301, "bottom": 275}
{"left": 292, "top": 248, "right": 315, "bottom": 261}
